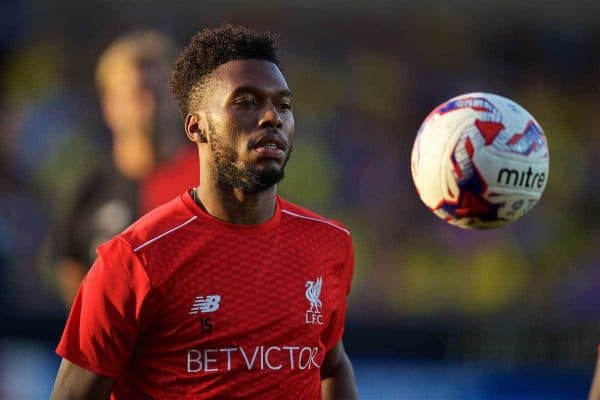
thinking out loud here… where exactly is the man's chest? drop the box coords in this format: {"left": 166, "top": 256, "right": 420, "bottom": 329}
{"left": 136, "top": 243, "right": 345, "bottom": 372}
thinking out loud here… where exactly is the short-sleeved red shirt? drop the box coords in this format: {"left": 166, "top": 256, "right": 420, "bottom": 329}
{"left": 56, "top": 192, "right": 354, "bottom": 399}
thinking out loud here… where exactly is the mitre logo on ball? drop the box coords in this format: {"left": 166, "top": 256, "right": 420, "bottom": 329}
{"left": 410, "top": 92, "right": 550, "bottom": 229}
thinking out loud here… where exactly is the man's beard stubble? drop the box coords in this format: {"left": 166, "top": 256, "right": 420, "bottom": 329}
{"left": 208, "top": 119, "right": 291, "bottom": 193}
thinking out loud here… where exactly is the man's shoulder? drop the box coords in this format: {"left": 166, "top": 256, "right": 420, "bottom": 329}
{"left": 117, "top": 193, "right": 196, "bottom": 253}
{"left": 278, "top": 197, "right": 351, "bottom": 238}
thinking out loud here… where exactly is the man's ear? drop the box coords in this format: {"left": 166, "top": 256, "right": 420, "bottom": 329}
{"left": 185, "top": 112, "right": 208, "bottom": 143}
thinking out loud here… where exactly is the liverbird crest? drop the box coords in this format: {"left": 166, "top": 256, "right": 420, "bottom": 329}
{"left": 305, "top": 277, "right": 323, "bottom": 314}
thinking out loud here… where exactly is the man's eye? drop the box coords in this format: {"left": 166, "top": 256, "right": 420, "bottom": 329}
{"left": 236, "top": 98, "right": 257, "bottom": 107}
{"left": 279, "top": 102, "right": 292, "bottom": 111}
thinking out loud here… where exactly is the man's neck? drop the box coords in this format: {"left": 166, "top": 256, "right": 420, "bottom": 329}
{"left": 112, "top": 133, "right": 155, "bottom": 181}
{"left": 195, "top": 182, "right": 277, "bottom": 225}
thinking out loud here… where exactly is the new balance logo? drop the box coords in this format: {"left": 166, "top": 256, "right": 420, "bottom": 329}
{"left": 189, "top": 295, "right": 221, "bottom": 314}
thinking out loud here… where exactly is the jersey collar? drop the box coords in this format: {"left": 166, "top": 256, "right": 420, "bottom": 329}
{"left": 181, "top": 190, "right": 281, "bottom": 233}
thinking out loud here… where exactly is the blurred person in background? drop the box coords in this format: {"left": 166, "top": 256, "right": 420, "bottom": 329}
{"left": 54, "top": 31, "right": 197, "bottom": 307}
{"left": 51, "top": 24, "right": 357, "bottom": 399}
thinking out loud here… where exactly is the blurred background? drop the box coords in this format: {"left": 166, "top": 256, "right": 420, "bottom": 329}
{"left": 2, "top": 0, "right": 600, "bottom": 398}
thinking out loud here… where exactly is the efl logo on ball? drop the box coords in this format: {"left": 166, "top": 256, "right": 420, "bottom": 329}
{"left": 410, "top": 92, "right": 549, "bottom": 229}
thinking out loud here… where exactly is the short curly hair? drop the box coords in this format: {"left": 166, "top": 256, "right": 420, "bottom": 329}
{"left": 170, "top": 25, "right": 280, "bottom": 117}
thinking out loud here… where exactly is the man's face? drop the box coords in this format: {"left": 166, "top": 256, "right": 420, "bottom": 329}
{"left": 103, "top": 59, "right": 175, "bottom": 140}
{"left": 200, "top": 59, "right": 295, "bottom": 193}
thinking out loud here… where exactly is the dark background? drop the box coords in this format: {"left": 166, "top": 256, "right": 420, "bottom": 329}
{"left": 2, "top": 1, "right": 600, "bottom": 398}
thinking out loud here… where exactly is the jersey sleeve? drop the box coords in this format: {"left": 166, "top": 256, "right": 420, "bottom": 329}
{"left": 56, "top": 237, "right": 152, "bottom": 378}
{"left": 322, "top": 236, "right": 354, "bottom": 351}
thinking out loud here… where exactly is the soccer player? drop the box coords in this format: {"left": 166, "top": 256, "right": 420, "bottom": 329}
{"left": 51, "top": 25, "right": 358, "bottom": 399}
{"left": 53, "top": 31, "right": 197, "bottom": 307}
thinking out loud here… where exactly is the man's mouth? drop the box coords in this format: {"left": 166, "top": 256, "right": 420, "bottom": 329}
{"left": 251, "top": 135, "right": 287, "bottom": 159}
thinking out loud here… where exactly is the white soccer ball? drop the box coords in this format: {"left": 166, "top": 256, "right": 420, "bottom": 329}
{"left": 411, "top": 92, "right": 549, "bottom": 229}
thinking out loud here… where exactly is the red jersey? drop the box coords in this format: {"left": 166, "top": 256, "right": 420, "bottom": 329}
{"left": 56, "top": 192, "right": 354, "bottom": 399}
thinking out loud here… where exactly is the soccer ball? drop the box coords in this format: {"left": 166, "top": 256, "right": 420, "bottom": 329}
{"left": 410, "top": 92, "right": 549, "bottom": 229}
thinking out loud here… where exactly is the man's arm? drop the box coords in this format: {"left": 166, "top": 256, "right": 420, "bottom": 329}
{"left": 55, "top": 258, "right": 87, "bottom": 308}
{"left": 320, "top": 341, "right": 358, "bottom": 400}
{"left": 51, "top": 359, "right": 114, "bottom": 400}
{"left": 589, "top": 351, "right": 600, "bottom": 400}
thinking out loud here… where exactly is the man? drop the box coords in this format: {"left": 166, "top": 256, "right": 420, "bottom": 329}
{"left": 51, "top": 25, "right": 358, "bottom": 399}
{"left": 54, "top": 31, "right": 197, "bottom": 307}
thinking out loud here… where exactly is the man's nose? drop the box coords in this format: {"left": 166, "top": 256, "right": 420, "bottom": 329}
{"left": 258, "top": 102, "right": 283, "bottom": 129}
